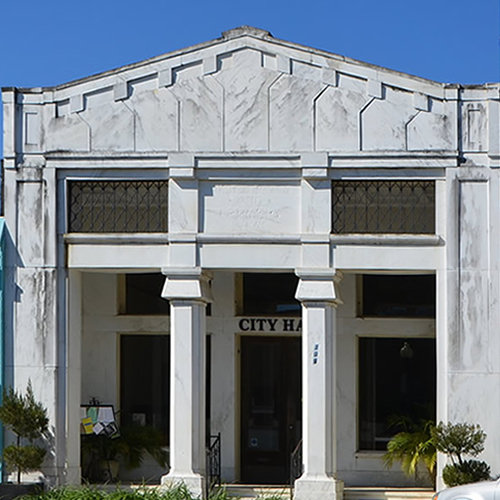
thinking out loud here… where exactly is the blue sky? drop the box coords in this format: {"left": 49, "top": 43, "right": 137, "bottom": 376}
{"left": 1, "top": 0, "right": 499, "bottom": 153}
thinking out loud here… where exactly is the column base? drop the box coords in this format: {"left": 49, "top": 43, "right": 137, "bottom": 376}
{"left": 161, "top": 472, "right": 205, "bottom": 499}
{"left": 63, "top": 466, "right": 81, "bottom": 485}
{"left": 293, "top": 475, "right": 344, "bottom": 500}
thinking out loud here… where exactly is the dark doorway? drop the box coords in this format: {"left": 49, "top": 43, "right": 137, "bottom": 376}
{"left": 240, "top": 336, "right": 301, "bottom": 484}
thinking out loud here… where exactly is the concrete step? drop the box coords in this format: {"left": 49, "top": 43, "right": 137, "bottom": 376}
{"left": 221, "top": 484, "right": 292, "bottom": 499}
{"left": 220, "top": 485, "right": 434, "bottom": 500}
{"left": 344, "top": 487, "right": 435, "bottom": 500}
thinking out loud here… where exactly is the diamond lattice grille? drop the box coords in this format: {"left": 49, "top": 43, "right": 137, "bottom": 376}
{"left": 68, "top": 181, "right": 168, "bottom": 233}
{"left": 332, "top": 180, "right": 435, "bottom": 234}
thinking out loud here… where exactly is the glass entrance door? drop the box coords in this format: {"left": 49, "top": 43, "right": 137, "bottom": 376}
{"left": 240, "top": 336, "right": 301, "bottom": 484}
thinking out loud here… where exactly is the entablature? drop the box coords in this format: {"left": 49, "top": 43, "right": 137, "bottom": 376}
{"left": 43, "top": 151, "right": 458, "bottom": 171}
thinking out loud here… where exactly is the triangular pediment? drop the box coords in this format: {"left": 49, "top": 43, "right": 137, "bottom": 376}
{"left": 49, "top": 25, "right": 445, "bottom": 96}
{"left": 33, "top": 27, "right": 457, "bottom": 154}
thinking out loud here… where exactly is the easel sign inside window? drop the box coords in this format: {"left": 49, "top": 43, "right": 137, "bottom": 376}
{"left": 81, "top": 404, "right": 119, "bottom": 438}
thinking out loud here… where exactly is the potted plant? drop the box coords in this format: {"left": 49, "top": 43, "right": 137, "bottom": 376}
{"left": 0, "top": 380, "right": 48, "bottom": 498}
{"left": 383, "top": 416, "right": 437, "bottom": 486}
{"left": 82, "top": 424, "right": 168, "bottom": 482}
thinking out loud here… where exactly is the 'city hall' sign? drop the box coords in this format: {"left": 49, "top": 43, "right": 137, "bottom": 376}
{"left": 238, "top": 318, "right": 302, "bottom": 332}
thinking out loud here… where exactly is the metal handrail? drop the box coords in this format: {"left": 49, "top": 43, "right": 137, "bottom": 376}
{"left": 207, "top": 433, "right": 221, "bottom": 495}
{"left": 290, "top": 438, "right": 303, "bottom": 491}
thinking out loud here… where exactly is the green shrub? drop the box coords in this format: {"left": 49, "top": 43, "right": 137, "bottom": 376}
{"left": 0, "top": 381, "right": 49, "bottom": 483}
{"left": 22, "top": 484, "right": 285, "bottom": 500}
{"left": 433, "top": 422, "right": 490, "bottom": 487}
{"left": 442, "top": 460, "right": 491, "bottom": 487}
{"left": 23, "top": 485, "right": 195, "bottom": 500}
{"left": 207, "top": 487, "right": 231, "bottom": 500}
{"left": 433, "top": 422, "right": 486, "bottom": 461}
{"left": 3, "top": 445, "right": 46, "bottom": 475}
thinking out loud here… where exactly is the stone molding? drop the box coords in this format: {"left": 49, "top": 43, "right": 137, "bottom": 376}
{"left": 161, "top": 267, "right": 213, "bottom": 303}
{"left": 295, "top": 268, "right": 343, "bottom": 304}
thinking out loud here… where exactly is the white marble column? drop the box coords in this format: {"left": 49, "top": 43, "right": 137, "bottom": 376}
{"left": 160, "top": 268, "right": 212, "bottom": 499}
{"left": 294, "top": 269, "right": 343, "bottom": 500}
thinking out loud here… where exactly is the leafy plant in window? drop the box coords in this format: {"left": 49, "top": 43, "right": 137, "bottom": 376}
{"left": 82, "top": 424, "right": 168, "bottom": 482}
{"left": 0, "top": 381, "right": 49, "bottom": 483}
{"left": 383, "top": 416, "right": 437, "bottom": 486}
{"left": 433, "top": 422, "right": 490, "bottom": 487}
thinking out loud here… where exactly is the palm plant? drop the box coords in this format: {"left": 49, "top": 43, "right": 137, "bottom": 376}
{"left": 111, "top": 424, "right": 168, "bottom": 469}
{"left": 383, "top": 416, "right": 436, "bottom": 486}
{"left": 82, "top": 424, "right": 168, "bottom": 482}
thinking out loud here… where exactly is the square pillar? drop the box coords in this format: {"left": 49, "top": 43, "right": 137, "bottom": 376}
{"left": 160, "top": 268, "right": 212, "bottom": 499}
{"left": 293, "top": 269, "right": 343, "bottom": 500}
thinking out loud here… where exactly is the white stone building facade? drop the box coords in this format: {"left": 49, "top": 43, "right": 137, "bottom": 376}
{"left": 2, "top": 26, "right": 500, "bottom": 500}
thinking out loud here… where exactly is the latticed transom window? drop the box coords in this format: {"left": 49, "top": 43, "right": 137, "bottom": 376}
{"left": 68, "top": 180, "right": 168, "bottom": 233}
{"left": 332, "top": 180, "right": 435, "bottom": 234}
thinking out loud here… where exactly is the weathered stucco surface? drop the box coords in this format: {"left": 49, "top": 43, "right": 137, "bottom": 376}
{"left": 37, "top": 47, "right": 463, "bottom": 156}
{"left": 2, "top": 26, "right": 500, "bottom": 494}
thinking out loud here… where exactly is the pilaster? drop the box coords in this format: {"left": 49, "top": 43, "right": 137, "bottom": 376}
{"left": 300, "top": 153, "right": 331, "bottom": 269}
{"left": 168, "top": 154, "right": 198, "bottom": 268}
{"left": 66, "top": 270, "right": 82, "bottom": 485}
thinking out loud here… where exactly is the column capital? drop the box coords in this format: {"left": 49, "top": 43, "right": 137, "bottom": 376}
{"left": 161, "top": 267, "right": 213, "bottom": 302}
{"left": 295, "top": 268, "right": 343, "bottom": 304}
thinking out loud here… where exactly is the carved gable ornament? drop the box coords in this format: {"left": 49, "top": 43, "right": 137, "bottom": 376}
{"left": 23, "top": 26, "right": 455, "bottom": 155}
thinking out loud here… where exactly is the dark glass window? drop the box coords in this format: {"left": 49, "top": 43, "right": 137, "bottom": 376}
{"left": 120, "top": 335, "right": 170, "bottom": 443}
{"left": 361, "top": 274, "right": 435, "bottom": 318}
{"left": 120, "top": 335, "right": 212, "bottom": 447}
{"left": 332, "top": 180, "right": 435, "bottom": 234}
{"left": 122, "top": 273, "right": 211, "bottom": 315}
{"left": 124, "top": 274, "right": 169, "bottom": 315}
{"left": 68, "top": 180, "right": 168, "bottom": 233}
{"left": 240, "top": 273, "right": 300, "bottom": 316}
{"left": 358, "top": 337, "right": 436, "bottom": 451}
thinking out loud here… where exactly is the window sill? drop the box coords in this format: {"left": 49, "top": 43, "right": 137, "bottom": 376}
{"left": 65, "top": 233, "right": 170, "bottom": 244}
{"left": 354, "top": 450, "right": 386, "bottom": 459}
{"left": 330, "top": 234, "right": 442, "bottom": 246}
